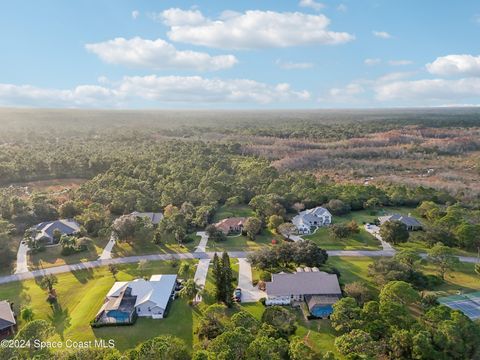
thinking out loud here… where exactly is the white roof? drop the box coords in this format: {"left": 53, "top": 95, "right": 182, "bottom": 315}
{"left": 292, "top": 207, "right": 332, "bottom": 227}
{"left": 107, "top": 274, "right": 177, "bottom": 311}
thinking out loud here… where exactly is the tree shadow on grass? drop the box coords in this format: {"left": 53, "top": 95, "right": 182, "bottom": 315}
{"left": 47, "top": 302, "right": 71, "bottom": 340}
{"left": 71, "top": 267, "right": 94, "bottom": 284}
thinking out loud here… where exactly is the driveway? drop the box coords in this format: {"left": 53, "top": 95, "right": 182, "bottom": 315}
{"left": 195, "top": 231, "right": 209, "bottom": 253}
{"left": 15, "top": 242, "right": 29, "bottom": 274}
{"left": 237, "top": 258, "right": 265, "bottom": 302}
{"left": 99, "top": 233, "right": 116, "bottom": 260}
{"left": 193, "top": 258, "right": 211, "bottom": 303}
{"left": 364, "top": 224, "right": 395, "bottom": 253}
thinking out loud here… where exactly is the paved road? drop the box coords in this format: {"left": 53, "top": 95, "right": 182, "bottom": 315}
{"left": 15, "top": 242, "right": 29, "bottom": 274}
{"left": 195, "top": 231, "right": 209, "bottom": 253}
{"left": 237, "top": 258, "right": 265, "bottom": 302}
{"left": 99, "top": 233, "right": 116, "bottom": 260}
{"left": 1, "top": 249, "right": 478, "bottom": 286}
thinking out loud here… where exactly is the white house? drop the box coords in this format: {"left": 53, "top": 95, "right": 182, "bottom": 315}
{"left": 292, "top": 207, "right": 332, "bottom": 234}
{"left": 96, "top": 274, "right": 177, "bottom": 323}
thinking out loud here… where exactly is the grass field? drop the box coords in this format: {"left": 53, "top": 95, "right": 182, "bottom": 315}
{"left": 112, "top": 233, "right": 201, "bottom": 257}
{"left": 207, "top": 229, "right": 277, "bottom": 252}
{"left": 305, "top": 228, "right": 380, "bottom": 250}
{"left": 213, "top": 204, "right": 254, "bottom": 222}
{"left": 29, "top": 236, "right": 110, "bottom": 270}
{"left": 0, "top": 260, "right": 198, "bottom": 351}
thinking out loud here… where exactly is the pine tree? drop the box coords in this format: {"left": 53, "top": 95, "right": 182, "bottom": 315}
{"left": 212, "top": 253, "right": 224, "bottom": 302}
{"left": 221, "top": 251, "right": 234, "bottom": 307}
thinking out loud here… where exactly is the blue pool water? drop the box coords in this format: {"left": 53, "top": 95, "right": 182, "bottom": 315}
{"left": 310, "top": 305, "right": 333, "bottom": 318}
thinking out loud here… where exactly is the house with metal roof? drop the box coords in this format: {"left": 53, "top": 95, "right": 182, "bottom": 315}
{"left": 94, "top": 274, "right": 177, "bottom": 325}
{"left": 292, "top": 207, "right": 332, "bottom": 234}
{"left": 0, "top": 301, "right": 16, "bottom": 339}
{"left": 131, "top": 211, "right": 164, "bottom": 225}
{"left": 378, "top": 213, "right": 422, "bottom": 231}
{"left": 265, "top": 270, "right": 341, "bottom": 318}
{"left": 33, "top": 219, "right": 81, "bottom": 244}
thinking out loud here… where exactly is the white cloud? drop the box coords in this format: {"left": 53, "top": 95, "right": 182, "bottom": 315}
{"left": 376, "top": 71, "right": 415, "bottom": 83}
{"left": 388, "top": 60, "right": 413, "bottom": 66}
{"left": 375, "top": 77, "right": 480, "bottom": 101}
{"left": 320, "top": 82, "right": 365, "bottom": 103}
{"left": 337, "top": 4, "right": 348, "bottom": 12}
{"left": 276, "top": 59, "right": 314, "bottom": 70}
{"left": 364, "top": 58, "right": 381, "bottom": 66}
{"left": 161, "top": 8, "right": 206, "bottom": 26}
{"left": 372, "top": 31, "right": 392, "bottom": 39}
{"left": 160, "top": 9, "right": 354, "bottom": 49}
{"left": 131, "top": 10, "right": 140, "bottom": 20}
{"left": 474, "top": 14, "right": 480, "bottom": 24}
{"left": 85, "top": 37, "right": 238, "bottom": 71}
{"left": 299, "top": 0, "right": 325, "bottom": 11}
{"left": 0, "top": 76, "right": 310, "bottom": 107}
{"left": 426, "top": 54, "right": 480, "bottom": 77}
{"left": 0, "top": 83, "right": 121, "bottom": 107}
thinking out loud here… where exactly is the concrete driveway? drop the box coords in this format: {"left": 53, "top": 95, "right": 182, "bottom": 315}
{"left": 99, "top": 233, "right": 116, "bottom": 260}
{"left": 364, "top": 224, "right": 395, "bottom": 253}
{"left": 15, "top": 242, "right": 29, "bottom": 274}
{"left": 237, "top": 258, "right": 265, "bottom": 303}
{"left": 193, "top": 258, "right": 211, "bottom": 303}
{"left": 195, "top": 231, "right": 209, "bottom": 253}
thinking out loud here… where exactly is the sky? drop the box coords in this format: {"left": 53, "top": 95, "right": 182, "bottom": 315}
{"left": 0, "top": 0, "right": 479, "bottom": 109}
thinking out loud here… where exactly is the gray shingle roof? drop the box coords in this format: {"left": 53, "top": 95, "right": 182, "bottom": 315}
{"left": 379, "top": 214, "right": 422, "bottom": 228}
{"left": 131, "top": 212, "right": 164, "bottom": 225}
{"left": 34, "top": 219, "right": 80, "bottom": 241}
{"left": 0, "top": 301, "right": 15, "bottom": 330}
{"left": 266, "top": 271, "right": 342, "bottom": 297}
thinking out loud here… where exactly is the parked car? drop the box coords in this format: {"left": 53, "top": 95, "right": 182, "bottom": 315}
{"left": 233, "top": 288, "right": 242, "bottom": 302}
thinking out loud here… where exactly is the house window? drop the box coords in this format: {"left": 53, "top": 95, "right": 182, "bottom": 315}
{"left": 148, "top": 307, "right": 151, "bottom": 312}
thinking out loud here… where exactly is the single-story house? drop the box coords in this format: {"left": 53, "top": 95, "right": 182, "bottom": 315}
{"left": 33, "top": 219, "right": 81, "bottom": 244}
{"left": 292, "top": 207, "right": 332, "bottom": 234}
{"left": 265, "top": 270, "right": 342, "bottom": 318}
{"left": 378, "top": 213, "right": 422, "bottom": 231}
{"left": 131, "top": 211, "right": 164, "bottom": 225}
{"left": 94, "top": 274, "right": 177, "bottom": 325}
{"left": 0, "top": 301, "right": 16, "bottom": 339}
{"left": 214, "top": 217, "right": 246, "bottom": 235}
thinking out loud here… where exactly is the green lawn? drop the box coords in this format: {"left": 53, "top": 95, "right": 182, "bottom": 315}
{"left": 305, "top": 228, "right": 380, "bottom": 251}
{"left": 395, "top": 233, "right": 480, "bottom": 257}
{"left": 112, "top": 233, "right": 201, "bottom": 257}
{"left": 295, "top": 311, "right": 340, "bottom": 357}
{"left": 29, "top": 236, "right": 110, "bottom": 270}
{"left": 207, "top": 229, "right": 277, "bottom": 252}
{"left": 421, "top": 261, "right": 480, "bottom": 295}
{"left": 213, "top": 204, "right": 254, "bottom": 222}
{"left": 0, "top": 260, "right": 198, "bottom": 351}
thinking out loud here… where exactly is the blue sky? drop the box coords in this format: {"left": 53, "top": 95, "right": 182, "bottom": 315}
{"left": 0, "top": 0, "right": 479, "bottom": 108}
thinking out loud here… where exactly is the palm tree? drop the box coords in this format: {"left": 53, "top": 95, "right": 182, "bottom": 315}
{"left": 21, "top": 307, "right": 34, "bottom": 322}
{"left": 179, "top": 279, "right": 200, "bottom": 303}
{"left": 178, "top": 262, "right": 190, "bottom": 279}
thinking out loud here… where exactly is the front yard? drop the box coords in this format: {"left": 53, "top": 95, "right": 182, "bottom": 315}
{"left": 207, "top": 229, "right": 276, "bottom": 252}
{"left": 29, "top": 236, "right": 110, "bottom": 270}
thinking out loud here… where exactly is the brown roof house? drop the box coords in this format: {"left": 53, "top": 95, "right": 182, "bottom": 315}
{"left": 0, "top": 301, "right": 16, "bottom": 339}
{"left": 265, "top": 270, "right": 342, "bottom": 318}
{"left": 214, "top": 217, "right": 246, "bottom": 235}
